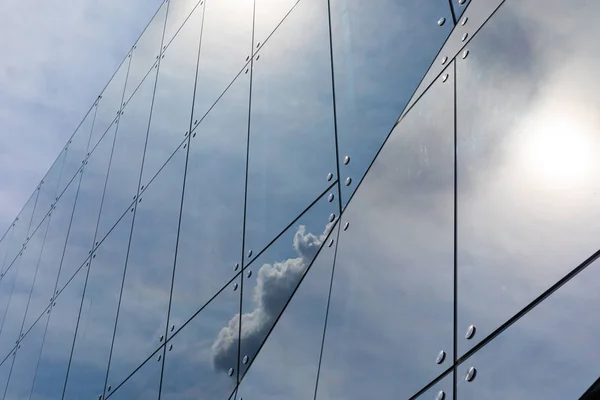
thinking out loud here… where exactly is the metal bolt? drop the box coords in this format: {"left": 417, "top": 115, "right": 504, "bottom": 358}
{"left": 461, "top": 16, "right": 468, "bottom": 25}
{"left": 465, "top": 324, "right": 476, "bottom": 340}
{"left": 159, "top": 335, "right": 164, "bottom": 342}
{"left": 234, "top": 263, "right": 239, "bottom": 271}
{"left": 247, "top": 270, "right": 252, "bottom": 278}
{"left": 329, "top": 213, "right": 336, "bottom": 222}
{"left": 171, "top": 325, "right": 175, "bottom": 332}
{"left": 435, "top": 391, "right": 445, "bottom": 400}
{"left": 107, "top": 385, "right": 112, "bottom": 391}
{"left": 256, "top": 42, "right": 260, "bottom": 48}
{"left": 248, "top": 250, "right": 253, "bottom": 258}
{"left": 461, "top": 32, "right": 468, "bottom": 42}
{"left": 327, "top": 172, "right": 333, "bottom": 181}
{"left": 458, "top": 0, "right": 466, "bottom": 4}
{"left": 233, "top": 283, "right": 238, "bottom": 291}
{"left": 462, "top": 50, "right": 469, "bottom": 59}
{"left": 441, "top": 56, "right": 448, "bottom": 65}
{"left": 343, "top": 156, "right": 350, "bottom": 165}
{"left": 436, "top": 350, "right": 446, "bottom": 364}
{"left": 256, "top": 55, "right": 260, "bottom": 60}
{"left": 169, "top": 344, "right": 173, "bottom": 351}
{"left": 157, "top": 354, "right": 162, "bottom": 361}
{"left": 437, "top": 17, "right": 446, "bottom": 26}
{"left": 343, "top": 222, "right": 349, "bottom": 231}
{"left": 228, "top": 368, "right": 235, "bottom": 376}
{"left": 465, "top": 366, "right": 477, "bottom": 382}
{"left": 328, "top": 193, "right": 334, "bottom": 202}
{"left": 243, "top": 355, "right": 249, "bottom": 364}
{"left": 345, "top": 177, "right": 352, "bottom": 186}
{"left": 442, "top": 74, "right": 449, "bottom": 83}
{"left": 98, "top": 395, "right": 103, "bottom": 400}
{"left": 328, "top": 239, "right": 334, "bottom": 247}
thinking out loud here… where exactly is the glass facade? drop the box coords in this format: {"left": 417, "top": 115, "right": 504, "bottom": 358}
{"left": 1, "top": 0, "right": 599, "bottom": 398}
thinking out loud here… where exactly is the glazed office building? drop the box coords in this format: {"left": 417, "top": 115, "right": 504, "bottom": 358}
{"left": 1, "top": 0, "right": 599, "bottom": 398}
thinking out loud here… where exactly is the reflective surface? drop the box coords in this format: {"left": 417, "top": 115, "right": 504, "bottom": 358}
{"left": 456, "top": 0, "right": 600, "bottom": 357}
{"left": 106, "top": 347, "right": 162, "bottom": 400}
{"left": 245, "top": 0, "right": 336, "bottom": 258}
{"left": 29, "top": 150, "right": 66, "bottom": 236}
{"left": 106, "top": 144, "right": 186, "bottom": 391}
{"left": 316, "top": 68, "right": 454, "bottom": 399}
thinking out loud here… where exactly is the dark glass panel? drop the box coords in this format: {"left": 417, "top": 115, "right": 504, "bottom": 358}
{"left": 240, "top": 189, "right": 338, "bottom": 378}
{"left": 140, "top": 3, "right": 203, "bottom": 187}
{"left": 330, "top": 0, "right": 453, "bottom": 207}
{"left": 160, "top": 277, "right": 240, "bottom": 400}
{"left": 316, "top": 68, "right": 454, "bottom": 399}
{"left": 106, "top": 144, "right": 186, "bottom": 390}
{"left": 245, "top": 0, "right": 336, "bottom": 258}
{"left": 168, "top": 70, "right": 248, "bottom": 336}
{"left": 63, "top": 211, "right": 134, "bottom": 400}
{"left": 237, "top": 223, "right": 338, "bottom": 398}
{"left": 456, "top": 0, "right": 600, "bottom": 357}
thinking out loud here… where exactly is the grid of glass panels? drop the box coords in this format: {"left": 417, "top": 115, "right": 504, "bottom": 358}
{"left": 1, "top": 0, "right": 600, "bottom": 398}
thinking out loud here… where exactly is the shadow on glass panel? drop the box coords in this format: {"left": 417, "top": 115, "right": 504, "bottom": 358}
{"left": 63, "top": 210, "right": 134, "bottom": 400}
{"left": 106, "top": 144, "right": 186, "bottom": 392}
{"left": 245, "top": 0, "right": 336, "bottom": 259}
{"left": 123, "top": 2, "right": 167, "bottom": 104}
{"left": 456, "top": 0, "right": 600, "bottom": 358}
{"left": 57, "top": 127, "right": 115, "bottom": 292}
{"left": 21, "top": 178, "right": 79, "bottom": 335}
{"left": 97, "top": 69, "right": 157, "bottom": 243}
{"left": 237, "top": 222, "right": 339, "bottom": 399}
{"left": 331, "top": 0, "right": 453, "bottom": 208}
{"left": 0, "top": 216, "right": 49, "bottom": 361}
{"left": 168, "top": 69, "right": 249, "bottom": 337}
{"left": 140, "top": 3, "right": 203, "bottom": 187}
{"left": 105, "top": 347, "right": 162, "bottom": 400}
{"left": 191, "top": 0, "right": 252, "bottom": 125}
{"left": 315, "top": 68, "right": 454, "bottom": 400}
{"left": 30, "top": 264, "right": 87, "bottom": 400}
{"left": 239, "top": 189, "right": 338, "bottom": 378}
{"left": 3, "top": 311, "right": 49, "bottom": 400}
{"left": 30, "top": 150, "right": 66, "bottom": 236}
{"left": 161, "top": 276, "right": 240, "bottom": 400}
{"left": 57, "top": 105, "right": 95, "bottom": 198}
{"left": 457, "top": 256, "right": 600, "bottom": 399}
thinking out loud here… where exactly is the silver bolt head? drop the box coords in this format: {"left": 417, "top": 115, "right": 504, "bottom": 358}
{"left": 328, "top": 193, "right": 334, "bottom": 202}
{"left": 228, "top": 368, "right": 234, "bottom": 376}
{"left": 435, "top": 390, "right": 446, "bottom": 400}
{"left": 243, "top": 355, "right": 249, "bottom": 364}
{"left": 465, "top": 324, "right": 476, "bottom": 340}
{"left": 437, "top": 17, "right": 446, "bottom": 26}
{"left": 442, "top": 74, "right": 449, "bottom": 82}
{"left": 465, "top": 366, "right": 477, "bottom": 382}
{"left": 327, "top": 172, "right": 333, "bottom": 181}
{"left": 329, "top": 213, "right": 336, "bottom": 222}
{"left": 441, "top": 56, "right": 448, "bottom": 65}
{"left": 462, "top": 50, "right": 470, "bottom": 59}
{"left": 343, "top": 155, "right": 350, "bottom": 165}
{"left": 345, "top": 177, "right": 352, "bottom": 186}
{"left": 436, "top": 350, "right": 446, "bottom": 364}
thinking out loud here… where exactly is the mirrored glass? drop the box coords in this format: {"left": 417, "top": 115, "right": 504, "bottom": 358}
{"left": 30, "top": 150, "right": 66, "bottom": 235}
{"left": 0, "top": 217, "right": 49, "bottom": 360}
{"left": 237, "top": 223, "right": 338, "bottom": 398}
{"left": 90, "top": 58, "right": 130, "bottom": 152}
{"left": 107, "top": 144, "right": 186, "bottom": 390}
{"left": 123, "top": 2, "right": 167, "bottom": 103}
{"left": 160, "top": 277, "right": 240, "bottom": 400}
{"left": 240, "top": 189, "right": 337, "bottom": 378}
{"left": 141, "top": 4, "right": 203, "bottom": 187}
{"left": 331, "top": 0, "right": 452, "bottom": 207}
{"left": 168, "top": 70, "right": 249, "bottom": 335}
{"left": 456, "top": 0, "right": 600, "bottom": 357}
{"left": 57, "top": 127, "right": 115, "bottom": 292}
{"left": 30, "top": 264, "right": 87, "bottom": 400}
{"left": 3, "top": 311, "right": 49, "bottom": 400}
{"left": 0, "top": 355, "right": 11, "bottom": 398}
{"left": 163, "top": 0, "right": 203, "bottom": 48}
{"left": 57, "top": 106, "right": 95, "bottom": 197}
{"left": 253, "top": 0, "right": 297, "bottom": 49}
{"left": 457, "top": 256, "right": 600, "bottom": 399}
{"left": 0, "top": 263, "right": 19, "bottom": 359}
{"left": 451, "top": 0, "right": 470, "bottom": 21}
{"left": 21, "top": 179, "right": 79, "bottom": 334}
{"left": 105, "top": 347, "right": 162, "bottom": 400}
{"left": 413, "top": 372, "right": 453, "bottom": 400}
{"left": 191, "top": 0, "right": 252, "bottom": 125}
{"left": 63, "top": 210, "right": 134, "bottom": 400}
{"left": 0, "top": 226, "right": 13, "bottom": 276}
{"left": 245, "top": 0, "right": 336, "bottom": 258}
{"left": 4, "top": 190, "right": 39, "bottom": 271}
{"left": 402, "top": 0, "right": 503, "bottom": 119}
{"left": 97, "top": 69, "right": 157, "bottom": 243}
{"left": 316, "top": 69, "right": 454, "bottom": 399}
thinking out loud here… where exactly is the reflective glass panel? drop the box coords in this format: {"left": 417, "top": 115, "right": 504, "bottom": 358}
{"left": 330, "top": 0, "right": 452, "bottom": 207}
{"left": 57, "top": 106, "right": 95, "bottom": 197}
{"left": 4, "top": 190, "right": 39, "bottom": 270}
{"left": 457, "top": 256, "right": 600, "bottom": 399}
{"left": 237, "top": 223, "right": 338, "bottom": 398}
{"left": 0, "top": 217, "right": 49, "bottom": 360}
{"left": 253, "top": 0, "right": 297, "bottom": 49}
{"left": 245, "top": 0, "right": 336, "bottom": 257}
{"left": 107, "top": 144, "right": 186, "bottom": 390}
{"left": 105, "top": 347, "right": 162, "bottom": 400}
{"left": 240, "top": 189, "right": 337, "bottom": 377}
{"left": 21, "top": 179, "right": 79, "bottom": 334}
{"left": 163, "top": 0, "right": 202, "bottom": 48}
{"left": 63, "top": 210, "right": 134, "bottom": 400}
{"left": 168, "top": 70, "right": 249, "bottom": 335}
{"left": 141, "top": 4, "right": 203, "bottom": 187}
{"left": 191, "top": 0, "right": 252, "bottom": 125}
{"left": 0, "top": 262, "right": 19, "bottom": 358}
{"left": 3, "top": 312, "right": 49, "bottom": 400}
{"left": 456, "top": 0, "right": 600, "bottom": 357}
{"left": 30, "top": 149, "right": 66, "bottom": 235}
{"left": 30, "top": 265, "right": 87, "bottom": 400}
{"left": 316, "top": 69, "right": 454, "bottom": 399}
{"left": 96, "top": 69, "right": 157, "bottom": 243}
{"left": 451, "top": 0, "right": 470, "bottom": 21}
{"left": 413, "top": 373, "right": 454, "bottom": 400}
{"left": 160, "top": 277, "right": 240, "bottom": 400}
{"left": 0, "top": 226, "right": 13, "bottom": 276}
{"left": 123, "top": 2, "right": 167, "bottom": 103}
{"left": 90, "top": 57, "right": 130, "bottom": 152}
{"left": 57, "top": 127, "right": 114, "bottom": 292}
{"left": 0, "top": 356, "right": 11, "bottom": 398}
